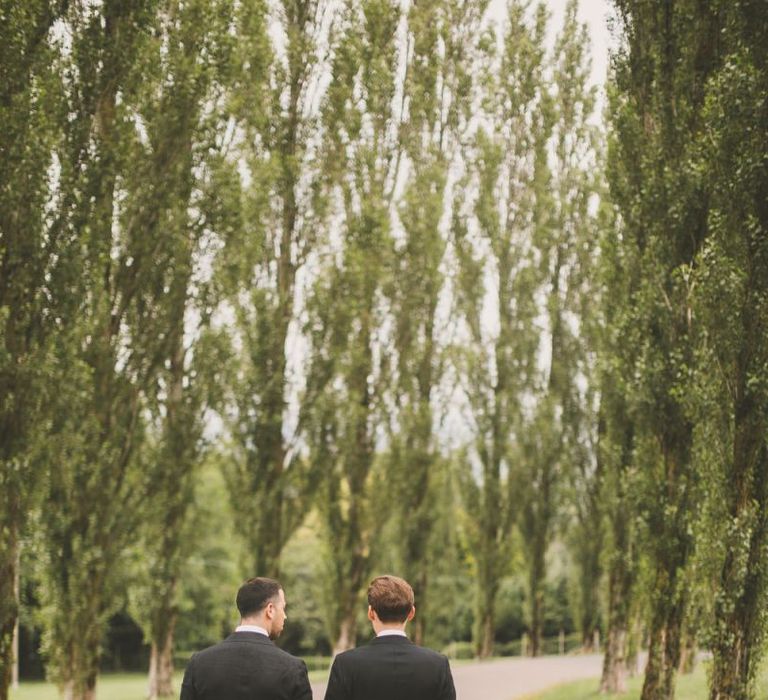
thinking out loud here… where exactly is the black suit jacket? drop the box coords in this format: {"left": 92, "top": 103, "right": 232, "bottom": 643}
{"left": 180, "top": 631, "right": 312, "bottom": 700}
{"left": 323, "top": 635, "right": 456, "bottom": 700}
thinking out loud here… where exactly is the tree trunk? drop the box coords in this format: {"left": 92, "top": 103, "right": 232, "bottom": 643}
{"left": 148, "top": 616, "right": 176, "bottom": 700}
{"left": 0, "top": 524, "right": 19, "bottom": 700}
{"left": 601, "top": 625, "right": 628, "bottom": 693}
{"left": 53, "top": 572, "right": 107, "bottom": 700}
{"left": 410, "top": 568, "right": 427, "bottom": 646}
{"left": 11, "top": 550, "right": 18, "bottom": 691}
{"left": 61, "top": 667, "right": 98, "bottom": 700}
{"left": 600, "top": 528, "right": 633, "bottom": 692}
{"left": 475, "top": 562, "right": 497, "bottom": 658}
{"left": 678, "top": 624, "right": 696, "bottom": 675}
{"left": 10, "top": 620, "right": 17, "bottom": 692}
{"left": 528, "top": 545, "right": 545, "bottom": 657}
{"left": 708, "top": 467, "right": 767, "bottom": 699}
{"left": 529, "top": 590, "right": 543, "bottom": 657}
{"left": 709, "top": 625, "right": 754, "bottom": 700}
{"left": 147, "top": 568, "right": 179, "bottom": 699}
{"left": 627, "top": 617, "right": 642, "bottom": 677}
{"left": 708, "top": 353, "right": 768, "bottom": 699}
{"left": 333, "top": 614, "right": 356, "bottom": 656}
{"left": 412, "top": 612, "right": 425, "bottom": 647}
{"left": 576, "top": 527, "right": 602, "bottom": 655}
{"left": 402, "top": 437, "right": 432, "bottom": 648}
{"left": 641, "top": 623, "right": 666, "bottom": 700}
{"left": 62, "top": 679, "right": 97, "bottom": 700}
{"left": 475, "top": 505, "right": 500, "bottom": 659}
{"left": 640, "top": 599, "right": 685, "bottom": 700}
{"left": 639, "top": 431, "right": 692, "bottom": 700}
{"left": 477, "top": 611, "right": 494, "bottom": 659}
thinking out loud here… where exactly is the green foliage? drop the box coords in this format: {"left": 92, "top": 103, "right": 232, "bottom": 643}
{"left": 6, "top": 2, "right": 237, "bottom": 696}
{"left": 122, "top": 4, "right": 235, "bottom": 693}
{"left": 277, "top": 518, "right": 332, "bottom": 656}
{"left": 606, "top": 2, "right": 768, "bottom": 698}
{"left": 685, "top": 7, "right": 768, "bottom": 697}
{"left": 454, "top": 0, "right": 601, "bottom": 658}
{"left": 303, "top": 0, "right": 409, "bottom": 651}
{"left": 383, "top": 0, "right": 487, "bottom": 638}
{"left": 547, "top": 6, "right": 604, "bottom": 632}
{"left": 453, "top": 0, "right": 549, "bottom": 657}
{"left": 605, "top": 1, "right": 725, "bottom": 696}
{"left": 222, "top": 0, "right": 332, "bottom": 580}
{"left": 0, "top": 1, "right": 71, "bottom": 692}
{"left": 595, "top": 137, "right": 642, "bottom": 691}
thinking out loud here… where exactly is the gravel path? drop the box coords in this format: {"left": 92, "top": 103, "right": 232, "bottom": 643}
{"left": 311, "top": 654, "right": 604, "bottom": 700}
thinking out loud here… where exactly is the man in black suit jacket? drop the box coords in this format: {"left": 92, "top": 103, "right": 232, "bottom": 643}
{"left": 180, "top": 577, "right": 312, "bottom": 700}
{"left": 323, "top": 575, "right": 456, "bottom": 700}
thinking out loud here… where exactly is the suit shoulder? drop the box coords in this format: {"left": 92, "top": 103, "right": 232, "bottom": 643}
{"left": 330, "top": 646, "right": 359, "bottom": 664}
{"left": 274, "top": 645, "right": 308, "bottom": 667}
{"left": 408, "top": 644, "right": 450, "bottom": 663}
{"left": 190, "top": 639, "right": 227, "bottom": 659}
{"left": 330, "top": 644, "right": 380, "bottom": 669}
{"left": 237, "top": 639, "right": 306, "bottom": 668}
{"left": 183, "top": 639, "right": 229, "bottom": 671}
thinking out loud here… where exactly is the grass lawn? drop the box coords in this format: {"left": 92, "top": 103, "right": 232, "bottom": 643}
{"left": 8, "top": 655, "right": 492, "bottom": 697}
{"left": 11, "top": 659, "right": 767, "bottom": 699}
{"left": 521, "top": 660, "right": 768, "bottom": 700}
{"left": 9, "top": 673, "right": 184, "bottom": 700}
{"left": 9, "top": 668, "right": 332, "bottom": 699}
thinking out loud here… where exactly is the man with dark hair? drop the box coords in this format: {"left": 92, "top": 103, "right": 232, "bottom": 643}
{"left": 180, "top": 577, "right": 312, "bottom": 700}
{"left": 323, "top": 575, "right": 456, "bottom": 700}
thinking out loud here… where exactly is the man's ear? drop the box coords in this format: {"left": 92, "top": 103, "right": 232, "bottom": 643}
{"left": 265, "top": 601, "right": 275, "bottom": 620}
{"left": 367, "top": 606, "right": 376, "bottom": 622}
{"left": 407, "top": 606, "right": 416, "bottom": 622}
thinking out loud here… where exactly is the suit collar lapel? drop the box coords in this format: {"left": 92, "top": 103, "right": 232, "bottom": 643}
{"left": 369, "top": 635, "right": 412, "bottom": 645}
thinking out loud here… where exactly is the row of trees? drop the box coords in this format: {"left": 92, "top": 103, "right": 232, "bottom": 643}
{"left": 598, "top": 2, "right": 768, "bottom": 699}
{"left": 1, "top": 1, "right": 766, "bottom": 700}
{"left": 1, "top": 0, "right": 600, "bottom": 697}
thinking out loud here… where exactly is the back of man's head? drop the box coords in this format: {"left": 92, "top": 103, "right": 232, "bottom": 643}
{"left": 367, "top": 575, "right": 414, "bottom": 622}
{"left": 236, "top": 577, "right": 282, "bottom": 618}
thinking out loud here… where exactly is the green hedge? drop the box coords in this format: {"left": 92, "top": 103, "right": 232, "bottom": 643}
{"left": 442, "top": 634, "right": 584, "bottom": 660}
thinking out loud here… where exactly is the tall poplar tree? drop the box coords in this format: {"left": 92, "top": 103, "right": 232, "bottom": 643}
{"left": 567, "top": 400, "right": 604, "bottom": 654}
{"left": 453, "top": 0, "right": 548, "bottom": 658}
{"left": 303, "top": 0, "right": 403, "bottom": 653}
{"left": 31, "top": 3, "right": 205, "bottom": 697}
{"left": 554, "top": 4, "right": 604, "bottom": 656}
{"left": 0, "top": 3, "right": 69, "bottom": 697}
{"left": 692, "top": 4, "right": 768, "bottom": 697}
{"left": 386, "top": 0, "right": 486, "bottom": 645}
{"left": 124, "top": 2, "right": 234, "bottom": 697}
{"left": 224, "top": 0, "right": 332, "bottom": 578}
{"left": 597, "top": 202, "right": 640, "bottom": 692}
{"left": 609, "top": 2, "right": 723, "bottom": 697}
{"left": 517, "top": 0, "right": 599, "bottom": 657}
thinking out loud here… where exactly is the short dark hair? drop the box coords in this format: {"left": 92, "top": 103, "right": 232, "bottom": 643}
{"left": 367, "top": 575, "right": 414, "bottom": 623}
{"left": 236, "top": 577, "right": 282, "bottom": 618}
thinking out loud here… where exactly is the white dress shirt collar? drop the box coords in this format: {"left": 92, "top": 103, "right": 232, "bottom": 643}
{"left": 377, "top": 629, "right": 407, "bottom": 638}
{"left": 236, "top": 624, "right": 269, "bottom": 637}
